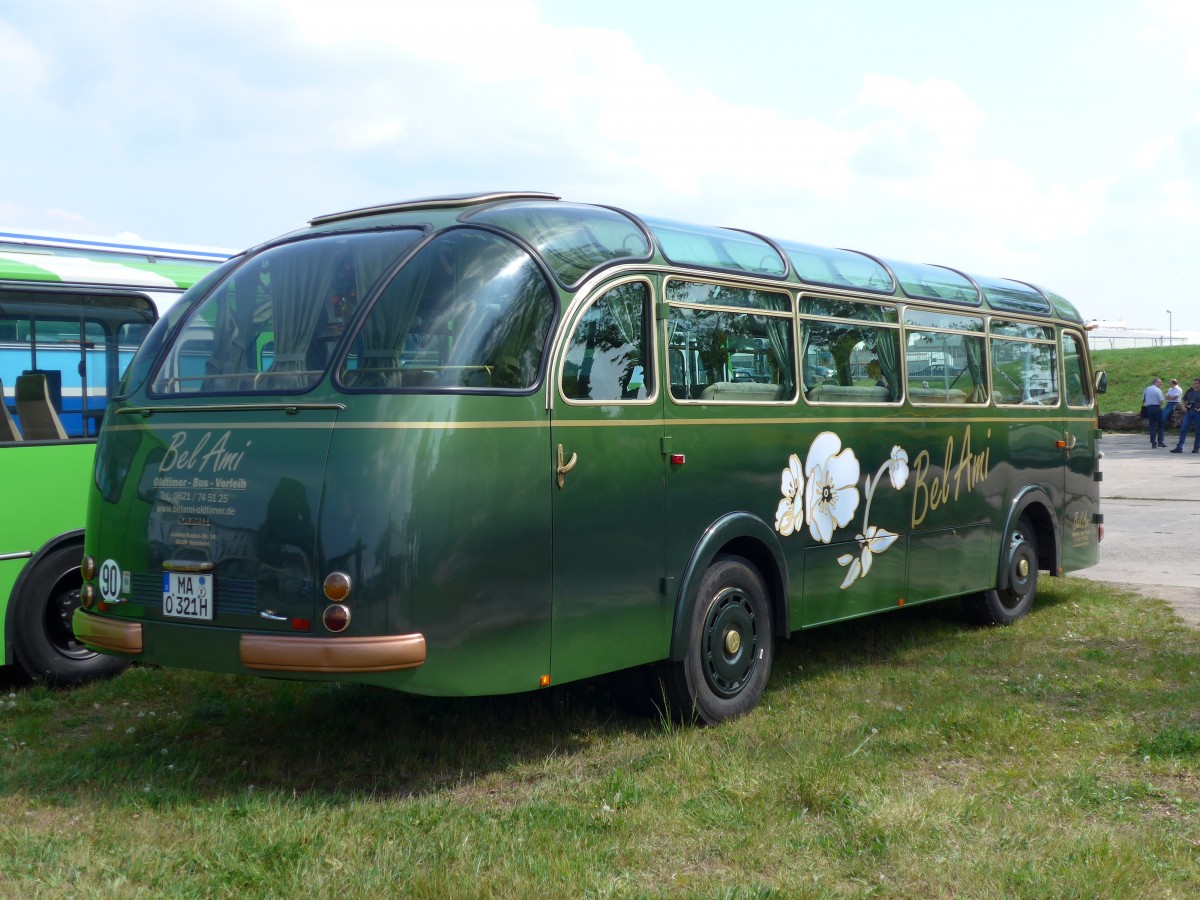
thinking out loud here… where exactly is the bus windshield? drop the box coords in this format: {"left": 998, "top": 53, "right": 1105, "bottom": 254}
{"left": 150, "top": 230, "right": 423, "bottom": 395}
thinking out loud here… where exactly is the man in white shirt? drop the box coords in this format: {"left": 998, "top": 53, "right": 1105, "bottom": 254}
{"left": 1164, "top": 378, "right": 1183, "bottom": 429}
{"left": 1143, "top": 377, "right": 1166, "bottom": 448}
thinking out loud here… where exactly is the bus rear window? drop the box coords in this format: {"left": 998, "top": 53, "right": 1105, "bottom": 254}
{"left": 150, "top": 230, "right": 421, "bottom": 395}
{"left": 339, "top": 229, "right": 556, "bottom": 392}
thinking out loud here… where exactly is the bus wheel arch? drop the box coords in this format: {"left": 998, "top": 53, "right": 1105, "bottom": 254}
{"left": 1004, "top": 491, "right": 1059, "bottom": 584}
{"left": 9, "top": 536, "right": 129, "bottom": 685}
{"left": 1020, "top": 501, "right": 1057, "bottom": 577}
{"left": 669, "top": 513, "right": 789, "bottom": 663}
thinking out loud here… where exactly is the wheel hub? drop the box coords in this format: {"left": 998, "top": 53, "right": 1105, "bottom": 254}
{"left": 703, "top": 588, "right": 758, "bottom": 697}
{"left": 724, "top": 629, "right": 741, "bottom": 655}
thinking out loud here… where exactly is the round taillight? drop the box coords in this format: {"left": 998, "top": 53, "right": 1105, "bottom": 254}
{"left": 322, "top": 603, "right": 351, "bottom": 633}
{"left": 81, "top": 583, "right": 96, "bottom": 609}
{"left": 323, "top": 571, "right": 352, "bottom": 602}
{"left": 82, "top": 555, "right": 97, "bottom": 581}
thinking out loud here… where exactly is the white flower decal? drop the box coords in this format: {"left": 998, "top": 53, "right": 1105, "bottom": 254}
{"left": 837, "top": 524, "right": 899, "bottom": 588}
{"left": 804, "top": 432, "right": 860, "bottom": 544}
{"left": 775, "top": 432, "right": 911, "bottom": 591}
{"left": 887, "top": 446, "right": 909, "bottom": 490}
{"left": 774, "top": 454, "right": 804, "bottom": 537}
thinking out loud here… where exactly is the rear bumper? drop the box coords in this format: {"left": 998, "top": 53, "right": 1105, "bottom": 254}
{"left": 73, "top": 610, "right": 143, "bottom": 654}
{"left": 240, "top": 633, "right": 426, "bottom": 673}
{"left": 73, "top": 609, "right": 426, "bottom": 674}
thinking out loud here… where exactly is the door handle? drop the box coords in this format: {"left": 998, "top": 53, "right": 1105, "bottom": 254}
{"left": 556, "top": 443, "right": 578, "bottom": 488}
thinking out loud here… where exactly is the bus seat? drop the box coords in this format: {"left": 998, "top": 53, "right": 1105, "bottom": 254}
{"left": 21, "top": 368, "right": 64, "bottom": 411}
{"left": 908, "top": 387, "right": 968, "bottom": 404}
{"left": 15, "top": 373, "right": 68, "bottom": 440}
{"left": 699, "top": 381, "right": 786, "bottom": 402}
{"left": 807, "top": 385, "right": 890, "bottom": 403}
{"left": 0, "top": 378, "right": 24, "bottom": 442}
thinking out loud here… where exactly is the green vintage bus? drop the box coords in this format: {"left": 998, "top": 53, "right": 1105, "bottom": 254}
{"left": 73, "top": 192, "right": 1104, "bottom": 722}
{"left": 1, "top": 230, "right": 230, "bottom": 684}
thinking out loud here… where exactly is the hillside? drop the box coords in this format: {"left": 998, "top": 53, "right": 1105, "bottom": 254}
{"left": 1093, "top": 344, "right": 1200, "bottom": 415}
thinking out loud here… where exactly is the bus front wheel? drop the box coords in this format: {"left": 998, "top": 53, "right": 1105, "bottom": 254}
{"left": 12, "top": 545, "right": 129, "bottom": 686}
{"left": 663, "top": 555, "right": 774, "bottom": 724}
{"left": 962, "top": 516, "right": 1039, "bottom": 626}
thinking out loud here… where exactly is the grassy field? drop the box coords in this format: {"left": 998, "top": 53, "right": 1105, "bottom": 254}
{"left": 2, "top": 578, "right": 1198, "bottom": 896}
{"left": 1094, "top": 345, "right": 1200, "bottom": 416}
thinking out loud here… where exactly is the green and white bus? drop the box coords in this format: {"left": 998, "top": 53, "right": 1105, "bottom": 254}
{"left": 74, "top": 192, "right": 1104, "bottom": 722}
{"left": 1, "top": 229, "right": 230, "bottom": 684}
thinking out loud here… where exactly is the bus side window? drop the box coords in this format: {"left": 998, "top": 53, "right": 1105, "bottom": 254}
{"left": 562, "top": 282, "right": 653, "bottom": 402}
{"left": 989, "top": 326, "right": 1059, "bottom": 407}
{"left": 664, "top": 281, "right": 795, "bottom": 403}
{"left": 904, "top": 321, "right": 988, "bottom": 405}
{"left": 1062, "top": 331, "right": 1091, "bottom": 408}
{"left": 803, "top": 316, "right": 900, "bottom": 404}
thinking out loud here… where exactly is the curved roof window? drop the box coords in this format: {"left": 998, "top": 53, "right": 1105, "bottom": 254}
{"left": 464, "top": 201, "right": 651, "bottom": 287}
{"left": 1040, "top": 287, "right": 1083, "bottom": 323}
{"left": 642, "top": 217, "right": 786, "bottom": 278}
{"left": 778, "top": 241, "right": 893, "bottom": 292}
{"left": 973, "top": 275, "right": 1052, "bottom": 316}
{"left": 885, "top": 260, "right": 981, "bottom": 305}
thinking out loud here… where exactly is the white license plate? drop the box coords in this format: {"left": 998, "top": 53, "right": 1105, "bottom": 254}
{"left": 162, "top": 571, "right": 214, "bottom": 621}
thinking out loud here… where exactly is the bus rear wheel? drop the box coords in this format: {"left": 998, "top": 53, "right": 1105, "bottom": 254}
{"left": 12, "top": 545, "right": 129, "bottom": 686}
{"left": 662, "top": 555, "right": 774, "bottom": 724}
{"left": 962, "top": 516, "right": 1039, "bottom": 626}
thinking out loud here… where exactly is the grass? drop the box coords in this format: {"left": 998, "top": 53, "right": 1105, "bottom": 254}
{"left": 2, "top": 577, "right": 1199, "bottom": 896}
{"left": 1093, "top": 344, "right": 1200, "bottom": 415}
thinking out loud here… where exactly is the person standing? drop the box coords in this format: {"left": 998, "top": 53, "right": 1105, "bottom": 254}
{"left": 1144, "top": 376, "right": 1166, "bottom": 448}
{"left": 1164, "top": 378, "right": 1183, "bottom": 429}
{"left": 1170, "top": 377, "right": 1200, "bottom": 453}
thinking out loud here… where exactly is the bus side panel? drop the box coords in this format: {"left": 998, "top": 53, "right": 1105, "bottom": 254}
{"left": 1061, "top": 423, "right": 1101, "bottom": 573}
{"left": 665, "top": 407, "right": 927, "bottom": 631}
{"left": 1006, "top": 416, "right": 1069, "bottom": 572}
{"left": 908, "top": 524, "right": 993, "bottom": 601}
{"left": 319, "top": 393, "right": 552, "bottom": 696}
{"left": 663, "top": 410, "right": 804, "bottom": 635}
{"left": 1, "top": 442, "right": 95, "bottom": 660}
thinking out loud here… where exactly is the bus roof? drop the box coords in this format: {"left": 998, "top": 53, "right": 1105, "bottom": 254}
{"left": 303, "top": 191, "right": 1084, "bottom": 323}
{"left": 0, "top": 228, "right": 235, "bottom": 292}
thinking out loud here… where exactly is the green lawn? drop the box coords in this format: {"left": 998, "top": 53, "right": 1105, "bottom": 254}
{"left": 2, "top": 577, "right": 1197, "bottom": 896}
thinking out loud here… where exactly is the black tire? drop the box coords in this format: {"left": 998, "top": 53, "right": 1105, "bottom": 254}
{"left": 11, "top": 545, "right": 129, "bottom": 686}
{"left": 661, "top": 555, "right": 774, "bottom": 724}
{"left": 962, "top": 515, "right": 1040, "bottom": 626}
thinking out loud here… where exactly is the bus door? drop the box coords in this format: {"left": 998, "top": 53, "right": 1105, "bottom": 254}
{"left": 1059, "top": 329, "right": 1100, "bottom": 571}
{"left": 549, "top": 279, "right": 667, "bottom": 684}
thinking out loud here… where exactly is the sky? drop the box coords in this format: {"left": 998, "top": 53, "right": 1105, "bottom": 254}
{"left": 2, "top": 0, "right": 1199, "bottom": 332}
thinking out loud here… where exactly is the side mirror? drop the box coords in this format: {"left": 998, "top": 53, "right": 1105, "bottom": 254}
{"left": 1093, "top": 370, "right": 1107, "bottom": 394}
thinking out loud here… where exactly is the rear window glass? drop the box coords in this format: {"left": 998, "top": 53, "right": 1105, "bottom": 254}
{"left": 151, "top": 230, "right": 422, "bottom": 395}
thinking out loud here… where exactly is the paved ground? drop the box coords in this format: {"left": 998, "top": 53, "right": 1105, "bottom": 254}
{"left": 1073, "top": 430, "right": 1200, "bottom": 627}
